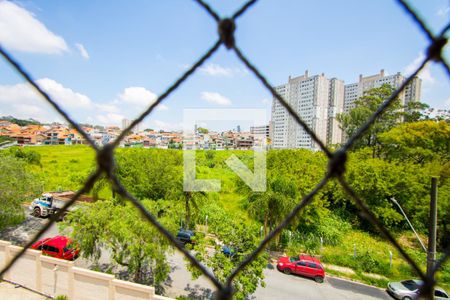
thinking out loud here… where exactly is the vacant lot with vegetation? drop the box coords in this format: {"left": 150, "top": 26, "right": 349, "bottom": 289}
{"left": 1, "top": 127, "right": 448, "bottom": 293}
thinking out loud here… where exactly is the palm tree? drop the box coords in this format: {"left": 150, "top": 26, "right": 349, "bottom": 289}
{"left": 245, "top": 177, "right": 298, "bottom": 239}
{"left": 180, "top": 191, "right": 206, "bottom": 229}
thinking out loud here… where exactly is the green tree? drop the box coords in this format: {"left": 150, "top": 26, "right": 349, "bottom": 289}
{"left": 188, "top": 214, "right": 267, "bottom": 300}
{"left": 60, "top": 199, "right": 177, "bottom": 290}
{"left": 197, "top": 127, "right": 209, "bottom": 134}
{"left": 437, "top": 163, "right": 450, "bottom": 249}
{"left": 114, "top": 148, "right": 181, "bottom": 200}
{"left": 337, "top": 84, "right": 403, "bottom": 155}
{"left": 239, "top": 149, "right": 330, "bottom": 246}
{"left": 115, "top": 148, "right": 209, "bottom": 231}
{"left": 1, "top": 147, "right": 41, "bottom": 166}
{"left": 168, "top": 139, "right": 181, "bottom": 149}
{"left": 330, "top": 153, "right": 435, "bottom": 231}
{"left": 180, "top": 191, "right": 207, "bottom": 230}
{"left": 403, "top": 101, "right": 430, "bottom": 123}
{"left": 266, "top": 150, "right": 329, "bottom": 226}
{"left": 0, "top": 156, "right": 40, "bottom": 230}
{"left": 91, "top": 173, "right": 111, "bottom": 200}
{"left": 0, "top": 136, "right": 14, "bottom": 144}
{"left": 245, "top": 177, "right": 297, "bottom": 237}
{"left": 0, "top": 116, "right": 40, "bottom": 126}
{"left": 379, "top": 120, "right": 450, "bottom": 164}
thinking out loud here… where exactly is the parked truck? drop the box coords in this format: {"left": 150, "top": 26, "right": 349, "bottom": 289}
{"left": 29, "top": 191, "right": 93, "bottom": 219}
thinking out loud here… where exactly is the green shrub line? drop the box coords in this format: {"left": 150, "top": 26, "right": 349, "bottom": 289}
{"left": 284, "top": 229, "right": 449, "bottom": 290}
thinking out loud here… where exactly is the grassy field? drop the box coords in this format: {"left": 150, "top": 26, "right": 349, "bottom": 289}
{"left": 321, "top": 231, "right": 449, "bottom": 289}
{"left": 20, "top": 145, "right": 450, "bottom": 290}
{"left": 28, "top": 145, "right": 96, "bottom": 193}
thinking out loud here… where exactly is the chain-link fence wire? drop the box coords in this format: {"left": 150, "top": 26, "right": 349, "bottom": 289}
{"left": 0, "top": 0, "right": 449, "bottom": 298}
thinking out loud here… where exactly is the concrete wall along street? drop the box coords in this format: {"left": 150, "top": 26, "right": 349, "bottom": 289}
{"left": 0, "top": 240, "right": 172, "bottom": 300}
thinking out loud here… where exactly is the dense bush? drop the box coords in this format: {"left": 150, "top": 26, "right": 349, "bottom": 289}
{"left": 0, "top": 155, "right": 40, "bottom": 230}
{"left": 1, "top": 147, "right": 41, "bottom": 166}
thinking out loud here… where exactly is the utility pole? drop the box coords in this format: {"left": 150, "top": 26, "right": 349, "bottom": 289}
{"left": 426, "top": 177, "right": 437, "bottom": 278}
{"left": 390, "top": 197, "right": 427, "bottom": 252}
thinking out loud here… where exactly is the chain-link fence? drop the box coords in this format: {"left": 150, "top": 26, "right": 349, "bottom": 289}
{"left": 0, "top": 0, "right": 449, "bottom": 299}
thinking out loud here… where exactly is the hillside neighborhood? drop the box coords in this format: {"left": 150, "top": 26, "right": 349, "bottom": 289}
{"left": 0, "top": 118, "right": 270, "bottom": 150}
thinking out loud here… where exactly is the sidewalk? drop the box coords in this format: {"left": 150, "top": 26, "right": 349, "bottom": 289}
{"left": 0, "top": 281, "right": 47, "bottom": 300}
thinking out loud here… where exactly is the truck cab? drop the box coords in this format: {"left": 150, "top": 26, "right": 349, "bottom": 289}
{"left": 30, "top": 191, "right": 93, "bottom": 219}
{"left": 29, "top": 193, "right": 54, "bottom": 217}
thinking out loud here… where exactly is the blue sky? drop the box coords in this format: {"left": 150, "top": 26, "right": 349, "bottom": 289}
{"left": 0, "top": 0, "right": 448, "bottom": 131}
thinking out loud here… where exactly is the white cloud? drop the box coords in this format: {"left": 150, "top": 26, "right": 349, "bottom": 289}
{"left": 0, "top": 78, "right": 92, "bottom": 109}
{"left": 96, "top": 113, "right": 125, "bottom": 125}
{"left": 0, "top": 78, "right": 94, "bottom": 124}
{"left": 7, "top": 103, "right": 55, "bottom": 122}
{"left": 75, "top": 43, "right": 89, "bottom": 59}
{"left": 157, "top": 104, "right": 169, "bottom": 111}
{"left": 0, "top": 80, "right": 169, "bottom": 126}
{"left": 261, "top": 98, "right": 271, "bottom": 105}
{"left": 201, "top": 91, "right": 232, "bottom": 106}
{"left": 95, "top": 103, "right": 119, "bottom": 113}
{"left": 151, "top": 120, "right": 183, "bottom": 131}
{"left": 437, "top": 6, "right": 450, "bottom": 16}
{"left": 445, "top": 98, "right": 450, "bottom": 107}
{"left": 0, "top": 1, "right": 68, "bottom": 54}
{"left": 38, "top": 78, "right": 93, "bottom": 109}
{"left": 12, "top": 103, "right": 44, "bottom": 116}
{"left": 200, "top": 64, "right": 233, "bottom": 76}
{"left": 199, "top": 63, "right": 248, "bottom": 77}
{"left": 117, "top": 86, "right": 168, "bottom": 111}
{"left": 118, "top": 87, "right": 157, "bottom": 106}
{"left": 0, "top": 82, "right": 36, "bottom": 104}
{"left": 403, "top": 52, "right": 435, "bottom": 85}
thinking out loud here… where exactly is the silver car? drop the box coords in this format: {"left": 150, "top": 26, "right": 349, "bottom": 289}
{"left": 387, "top": 279, "right": 449, "bottom": 300}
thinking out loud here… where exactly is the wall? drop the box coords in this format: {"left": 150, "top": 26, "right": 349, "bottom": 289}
{"left": 0, "top": 240, "right": 172, "bottom": 300}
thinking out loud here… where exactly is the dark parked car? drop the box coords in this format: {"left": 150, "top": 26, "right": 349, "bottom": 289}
{"left": 221, "top": 245, "right": 243, "bottom": 257}
{"left": 277, "top": 254, "right": 325, "bottom": 283}
{"left": 176, "top": 229, "right": 196, "bottom": 245}
{"left": 222, "top": 245, "right": 234, "bottom": 256}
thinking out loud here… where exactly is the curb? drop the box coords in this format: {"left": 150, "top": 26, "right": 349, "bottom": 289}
{"left": 268, "top": 254, "right": 386, "bottom": 292}
{"left": 326, "top": 274, "right": 387, "bottom": 292}
{"left": 267, "top": 261, "right": 385, "bottom": 292}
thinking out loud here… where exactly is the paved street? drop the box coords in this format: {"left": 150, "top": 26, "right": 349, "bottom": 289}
{"left": 164, "top": 251, "right": 390, "bottom": 300}
{"left": 1, "top": 212, "right": 391, "bottom": 300}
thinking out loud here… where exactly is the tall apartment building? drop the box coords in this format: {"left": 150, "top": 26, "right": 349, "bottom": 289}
{"left": 327, "top": 78, "right": 345, "bottom": 146}
{"left": 121, "top": 118, "right": 131, "bottom": 130}
{"left": 271, "top": 84, "right": 289, "bottom": 148}
{"left": 271, "top": 71, "right": 333, "bottom": 150}
{"left": 343, "top": 69, "right": 421, "bottom": 112}
{"left": 271, "top": 69, "right": 421, "bottom": 150}
{"left": 121, "top": 118, "right": 141, "bottom": 133}
{"left": 250, "top": 124, "right": 271, "bottom": 138}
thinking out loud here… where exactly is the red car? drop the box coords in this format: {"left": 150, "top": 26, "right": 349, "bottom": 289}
{"left": 31, "top": 236, "right": 79, "bottom": 261}
{"left": 277, "top": 254, "right": 325, "bottom": 283}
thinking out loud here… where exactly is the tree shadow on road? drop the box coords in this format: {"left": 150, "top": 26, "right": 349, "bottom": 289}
{"left": 184, "top": 283, "right": 215, "bottom": 300}
{"left": 327, "top": 277, "right": 390, "bottom": 299}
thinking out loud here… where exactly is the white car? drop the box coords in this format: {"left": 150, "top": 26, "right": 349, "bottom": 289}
{"left": 387, "top": 279, "right": 449, "bottom": 300}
